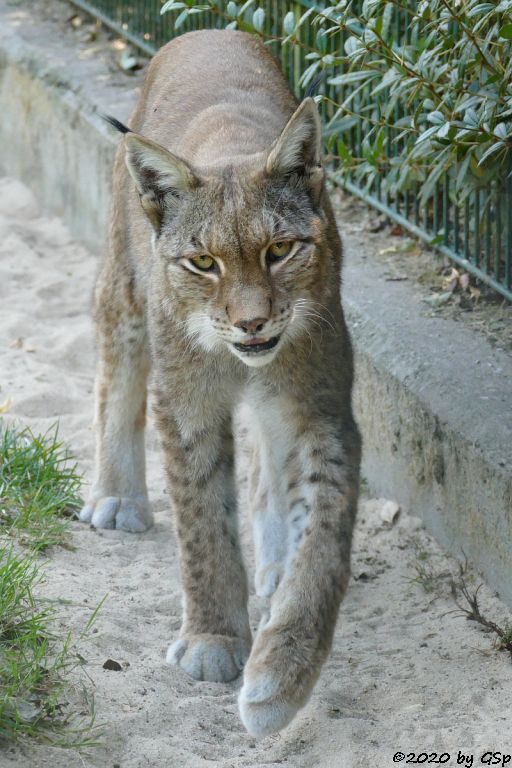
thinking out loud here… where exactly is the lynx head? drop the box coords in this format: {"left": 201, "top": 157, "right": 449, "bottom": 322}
{"left": 121, "top": 99, "right": 331, "bottom": 368}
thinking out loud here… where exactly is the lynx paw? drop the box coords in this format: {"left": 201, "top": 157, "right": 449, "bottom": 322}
{"left": 238, "top": 624, "right": 319, "bottom": 737}
{"left": 167, "top": 633, "right": 250, "bottom": 683}
{"left": 239, "top": 676, "right": 299, "bottom": 737}
{"left": 79, "top": 496, "right": 153, "bottom": 532}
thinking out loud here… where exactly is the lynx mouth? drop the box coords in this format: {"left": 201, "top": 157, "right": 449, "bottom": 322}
{"left": 232, "top": 336, "right": 280, "bottom": 355}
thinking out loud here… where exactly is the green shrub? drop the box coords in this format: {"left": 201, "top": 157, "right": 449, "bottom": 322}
{"left": 162, "top": 0, "right": 512, "bottom": 204}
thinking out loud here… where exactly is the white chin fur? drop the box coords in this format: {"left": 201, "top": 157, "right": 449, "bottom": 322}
{"left": 229, "top": 346, "right": 279, "bottom": 368}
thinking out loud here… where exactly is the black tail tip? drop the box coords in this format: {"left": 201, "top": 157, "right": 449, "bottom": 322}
{"left": 102, "top": 114, "right": 132, "bottom": 134}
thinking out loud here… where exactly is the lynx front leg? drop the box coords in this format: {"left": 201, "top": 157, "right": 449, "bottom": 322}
{"left": 155, "top": 399, "right": 251, "bottom": 683}
{"left": 239, "top": 410, "right": 361, "bottom": 736}
{"left": 80, "top": 275, "right": 152, "bottom": 532}
{"left": 247, "top": 424, "right": 288, "bottom": 599}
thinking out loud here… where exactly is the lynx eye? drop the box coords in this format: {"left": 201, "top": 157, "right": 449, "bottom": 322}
{"left": 267, "top": 241, "right": 292, "bottom": 265}
{"left": 189, "top": 254, "right": 216, "bottom": 272}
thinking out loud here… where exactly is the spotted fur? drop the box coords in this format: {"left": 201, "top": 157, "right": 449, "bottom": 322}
{"left": 80, "top": 30, "right": 361, "bottom": 737}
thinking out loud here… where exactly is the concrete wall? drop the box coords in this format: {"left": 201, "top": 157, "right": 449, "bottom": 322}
{"left": 0, "top": 5, "right": 137, "bottom": 250}
{"left": 344, "top": 276, "right": 512, "bottom": 599}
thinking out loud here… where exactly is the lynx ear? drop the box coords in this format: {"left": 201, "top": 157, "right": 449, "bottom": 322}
{"left": 265, "top": 98, "right": 324, "bottom": 195}
{"left": 124, "top": 133, "right": 199, "bottom": 231}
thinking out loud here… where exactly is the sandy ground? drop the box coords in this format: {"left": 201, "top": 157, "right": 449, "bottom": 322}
{"left": 1, "top": 176, "right": 512, "bottom": 768}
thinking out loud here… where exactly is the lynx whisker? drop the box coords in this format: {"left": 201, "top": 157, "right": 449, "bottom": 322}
{"left": 294, "top": 299, "right": 336, "bottom": 334}
{"left": 304, "top": 299, "right": 338, "bottom": 329}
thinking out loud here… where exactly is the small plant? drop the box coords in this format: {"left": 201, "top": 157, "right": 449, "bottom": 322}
{"left": 408, "top": 549, "right": 512, "bottom": 659}
{"left": 0, "top": 546, "right": 102, "bottom": 747}
{"left": 409, "top": 558, "right": 447, "bottom": 595}
{"left": 0, "top": 423, "right": 82, "bottom": 550}
{"left": 450, "top": 565, "right": 512, "bottom": 657}
{"left": 0, "top": 422, "right": 102, "bottom": 749}
{"left": 359, "top": 476, "right": 369, "bottom": 494}
{"left": 408, "top": 549, "right": 447, "bottom": 595}
{"left": 405, "top": 539, "right": 451, "bottom": 596}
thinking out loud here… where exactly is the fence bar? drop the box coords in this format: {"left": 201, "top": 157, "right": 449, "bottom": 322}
{"left": 443, "top": 175, "right": 449, "bottom": 247}
{"left": 495, "top": 185, "right": 502, "bottom": 283}
{"left": 485, "top": 195, "right": 492, "bottom": 276}
{"left": 464, "top": 198, "right": 470, "bottom": 262}
{"left": 341, "top": 178, "right": 512, "bottom": 302}
{"left": 70, "top": 0, "right": 157, "bottom": 55}
{"left": 474, "top": 190, "right": 480, "bottom": 269}
{"left": 507, "top": 167, "right": 512, "bottom": 290}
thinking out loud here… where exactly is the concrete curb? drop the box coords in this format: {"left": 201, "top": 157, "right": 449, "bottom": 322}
{"left": 343, "top": 257, "right": 511, "bottom": 602}
{"left": 0, "top": 3, "right": 140, "bottom": 251}
{"left": 1, "top": 3, "right": 511, "bottom": 603}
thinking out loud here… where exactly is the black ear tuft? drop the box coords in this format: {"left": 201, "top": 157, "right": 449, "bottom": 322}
{"left": 102, "top": 115, "right": 132, "bottom": 134}
{"left": 305, "top": 72, "right": 324, "bottom": 98}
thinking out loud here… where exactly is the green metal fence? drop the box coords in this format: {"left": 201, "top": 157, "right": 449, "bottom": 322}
{"left": 70, "top": 0, "right": 512, "bottom": 302}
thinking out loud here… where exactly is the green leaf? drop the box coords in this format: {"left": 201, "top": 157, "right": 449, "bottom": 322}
{"left": 419, "top": 152, "right": 449, "bottom": 203}
{"left": 499, "top": 23, "right": 512, "bottom": 39}
{"left": 415, "top": 125, "right": 441, "bottom": 145}
{"left": 333, "top": 115, "right": 360, "bottom": 133}
{"left": 297, "top": 7, "right": 315, "bottom": 28}
{"left": 337, "top": 140, "right": 351, "bottom": 162}
{"left": 283, "top": 11, "right": 295, "bottom": 36}
{"left": 427, "top": 111, "right": 444, "bottom": 126}
{"left": 299, "top": 60, "right": 321, "bottom": 88}
{"left": 455, "top": 153, "right": 472, "bottom": 193}
{"left": 239, "top": 0, "right": 255, "bottom": 12}
{"left": 328, "top": 71, "right": 377, "bottom": 86}
{"left": 160, "top": 0, "right": 185, "bottom": 13}
{"left": 394, "top": 116, "right": 413, "bottom": 129}
{"left": 344, "top": 36, "right": 363, "bottom": 56}
{"left": 371, "top": 67, "right": 400, "bottom": 96}
{"left": 174, "top": 8, "right": 189, "bottom": 29}
{"left": 226, "top": 1, "right": 238, "bottom": 19}
{"left": 463, "top": 108, "right": 479, "bottom": 128}
{"left": 437, "top": 122, "right": 451, "bottom": 139}
{"left": 252, "top": 7, "right": 265, "bottom": 32}
{"left": 316, "top": 29, "right": 328, "bottom": 54}
{"left": 362, "top": 0, "right": 380, "bottom": 16}
{"left": 467, "top": 3, "right": 495, "bottom": 18}
{"left": 494, "top": 122, "right": 509, "bottom": 139}
{"left": 478, "top": 141, "right": 506, "bottom": 166}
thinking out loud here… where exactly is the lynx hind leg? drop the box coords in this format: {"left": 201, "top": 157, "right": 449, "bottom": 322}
{"left": 246, "top": 411, "right": 288, "bottom": 599}
{"left": 80, "top": 266, "right": 153, "bottom": 533}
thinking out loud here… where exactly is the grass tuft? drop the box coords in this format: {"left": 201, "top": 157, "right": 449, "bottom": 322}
{"left": 0, "top": 421, "right": 102, "bottom": 750}
{"left": 0, "top": 546, "right": 102, "bottom": 747}
{"left": 0, "top": 423, "right": 82, "bottom": 550}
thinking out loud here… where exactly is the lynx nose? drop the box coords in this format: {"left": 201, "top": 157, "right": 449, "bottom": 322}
{"left": 234, "top": 317, "right": 267, "bottom": 334}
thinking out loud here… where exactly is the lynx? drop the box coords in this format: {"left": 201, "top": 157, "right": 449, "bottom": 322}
{"left": 80, "top": 29, "right": 361, "bottom": 737}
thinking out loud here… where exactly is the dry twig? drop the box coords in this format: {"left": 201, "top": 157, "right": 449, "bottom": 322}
{"left": 450, "top": 563, "right": 512, "bottom": 656}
